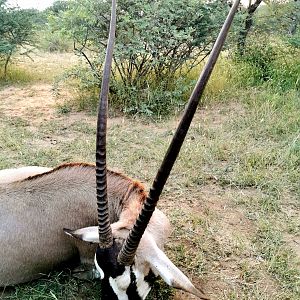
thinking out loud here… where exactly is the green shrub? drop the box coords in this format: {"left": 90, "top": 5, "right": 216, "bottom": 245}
{"left": 270, "top": 52, "right": 300, "bottom": 91}
{"left": 59, "top": 63, "right": 195, "bottom": 117}
{"left": 54, "top": 0, "right": 229, "bottom": 117}
{"left": 0, "top": 1, "right": 37, "bottom": 76}
{"left": 232, "top": 37, "right": 300, "bottom": 92}
{"left": 240, "top": 43, "right": 276, "bottom": 83}
{"left": 231, "top": 0, "right": 300, "bottom": 91}
{"left": 56, "top": 64, "right": 100, "bottom": 111}
{"left": 110, "top": 77, "right": 194, "bottom": 118}
{"left": 39, "top": 30, "right": 72, "bottom": 53}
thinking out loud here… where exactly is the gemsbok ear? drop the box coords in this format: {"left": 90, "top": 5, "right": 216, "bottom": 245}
{"left": 63, "top": 223, "right": 129, "bottom": 243}
{"left": 64, "top": 227, "right": 105, "bottom": 280}
{"left": 63, "top": 227, "right": 99, "bottom": 243}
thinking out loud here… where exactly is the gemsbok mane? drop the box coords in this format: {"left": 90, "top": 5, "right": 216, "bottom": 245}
{"left": 0, "top": 0, "right": 241, "bottom": 299}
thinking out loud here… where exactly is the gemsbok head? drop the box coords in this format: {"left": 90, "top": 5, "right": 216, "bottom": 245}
{"left": 65, "top": 0, "right": 241, "bottom": 299}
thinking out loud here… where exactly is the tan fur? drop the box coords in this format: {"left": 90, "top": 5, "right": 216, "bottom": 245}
{"left": 0, "top": 163, "right": 160, "bottom": 286}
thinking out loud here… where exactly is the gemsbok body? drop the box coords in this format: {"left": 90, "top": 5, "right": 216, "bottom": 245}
{"left": 0, "top": 163, "right": 203, "bottom": 298}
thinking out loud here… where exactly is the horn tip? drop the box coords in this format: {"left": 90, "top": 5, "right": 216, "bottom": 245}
{"left": 63, "top": 228, "right": 72, "bottom": 234}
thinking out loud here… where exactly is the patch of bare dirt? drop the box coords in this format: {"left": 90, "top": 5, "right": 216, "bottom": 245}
{"left": 281, "top": 203, "right": 300, "bottom": 267}
{"left": 284, "top": 234, "right": 300, "bottom": 269}
{"left": 0, "top": 84, "right": 57, "bottom": 123}
{"left": 0, "top": 84, "right": 129, "bottom": 130}
{"left": 196, "top": 187, "right": 258, "bottom": 299}
{"left": 200, "top": 185, "right": 256, "bottom": 233}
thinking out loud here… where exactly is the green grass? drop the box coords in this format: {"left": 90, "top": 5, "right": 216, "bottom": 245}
{"left": 2, "top": 273, "right": 172, "bottom": 300}
{"left": 255, "top": 221, "right": 300, "bottom": 299}
{"left": 2, "top": 272, "right": 101, "bottom": 300}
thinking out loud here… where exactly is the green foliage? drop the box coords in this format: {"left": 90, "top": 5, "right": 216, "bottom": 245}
{"left": 44, "top": 0, "right": 69, "bottom": 15}
{"left": 38, "top": 0, "right": 72, "bottom": 53}
{"left": 110, "top": 78, "right": 194, "bottom": 118}
{"left": 0, "top": 0, "right": 37, "bottom": 76}
{"left": 228, "top": 0, "right": 299, "bottom": 93}
{"left": 232, "top": 36, "right": 300, "bottom": 91}
{"left": 58, "top": 64, "right": 100, "bottom": 111}
{"left": 55, "top": 0, "right": 229, "bottom": 117}
{"left": 256, "top": 0, "right": 300, "bottom": 46}
{"left": 38, "top": 29, "right": 72, "bottom": 53}
{"left": 243, "top": 43, "right": 276, "bottom": 82}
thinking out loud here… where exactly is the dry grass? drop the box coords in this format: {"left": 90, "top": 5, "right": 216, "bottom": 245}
{"left": 0, "top": 52, "right": 78, "bottom": 84}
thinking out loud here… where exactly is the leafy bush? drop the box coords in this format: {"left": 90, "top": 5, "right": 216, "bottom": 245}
{"left": 0, "top": 0, "right": 37, "bottom": 76}
{"left": 110, "top": 77, "right": 194, "bottom": 118}
{"left": 232, "top": 36, "right": 300, "bottom": 91}
{"left": 38, "top": 1, "right": 72, "bottom": 53}
{"left": 235, "top": 39, "right": 277, "bottom": 85}
{"left": 55, "top": 64, "right": 100, "bottom": 111}
{"left": 38, "top": 30, "right": 72, "bottom": 53}
{"left": 255, "top": 0, "right": 300, "bottom": 44}
{"left": 226, "top": 0, "right": 299, "bottom": 92}
{"left": 54, "top": 0, "right": 229, "bottom": 117}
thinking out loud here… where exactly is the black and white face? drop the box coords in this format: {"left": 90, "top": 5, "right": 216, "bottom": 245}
{"left": 94, "top": 243, "right": 155, "bottom": 300}
{"left": 64, "top": 226, "right": 207, "bottom": 300}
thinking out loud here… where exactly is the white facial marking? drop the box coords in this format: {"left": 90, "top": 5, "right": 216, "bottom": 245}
{"left": 94, "top": 254, "right": 104, "bottom": 279}
{"left": 132, "top": 266, "right": 151, "bottom": 300}
{"left": 109, "top": 266, "right": 131, "bottom": 300}
{"left": 151, "top": 260, "right": 173, "bottom": 286}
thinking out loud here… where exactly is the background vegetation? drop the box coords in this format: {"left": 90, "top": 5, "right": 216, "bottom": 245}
{"left": 0, "top": 0, "right": 299, "bottom": 299}
{"left": 1, "top": 0, "right": 299, "bottom": 116}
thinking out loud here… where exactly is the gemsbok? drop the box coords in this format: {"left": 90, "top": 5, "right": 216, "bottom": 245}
{"left": 0, "top": 0, "right": 241, "bottom": 299}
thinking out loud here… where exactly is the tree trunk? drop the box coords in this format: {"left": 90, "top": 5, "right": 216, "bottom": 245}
{"left": 289, "top": 0, "right": 299, "bottom": 35}
{"left": 237, "top": 0, "right": 263, "bottom": 56}
{"left": 4, "top": 51, "right": 12, "bottom": 79}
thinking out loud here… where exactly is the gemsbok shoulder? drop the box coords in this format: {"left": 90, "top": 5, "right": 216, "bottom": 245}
{"left": 0, "top": 0, "right": 241, "bottom": 299}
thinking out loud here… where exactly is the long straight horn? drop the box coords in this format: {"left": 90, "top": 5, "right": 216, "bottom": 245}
{"left": 118, "top": 0, "right": 241, "bottom": 265}
{"left": 96, "top": 0, "right": 117, "bottom": 249}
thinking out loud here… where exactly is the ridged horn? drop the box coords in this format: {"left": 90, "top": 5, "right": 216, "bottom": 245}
{"left": 96, "top": 0, "right": 117, "bottom": 249}
{"left": 118, "top": 0, "right": 241, "bottom": 265}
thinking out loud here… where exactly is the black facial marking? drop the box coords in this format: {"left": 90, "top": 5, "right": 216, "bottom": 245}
{"left": 144, "top": 269, "right": 157, "bottom": 286}
{"left": 96, "top": 240, "right": 125, "bottom": 299}
{"left": 96, "top": 240, "right": 125, "bottom": 277}
{"left": 126, "top": 266, "right": 142, "bottom": 300}
{"left": 100, "top": 276, "right": 119, "bottom": 300}
{"left": 96, "top": 242, "right": 155, "bottom": 300}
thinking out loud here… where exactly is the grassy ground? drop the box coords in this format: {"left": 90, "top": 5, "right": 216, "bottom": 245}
{"left": 0, "top": 53, "right": 299, "bottom": 299}
{"left": 0, "top": 52, "right": 77, "bottom": 84}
